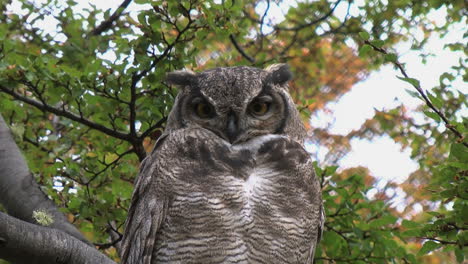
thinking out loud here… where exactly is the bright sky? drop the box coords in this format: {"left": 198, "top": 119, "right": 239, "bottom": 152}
{"left": 7, "top": 1, "right": 466, "bottom": 186}
{"left": 256, "top": 1, "right": 466, "bottom": 184}
{"left": 327, "top": 20, "right": 466, "bottom": 184}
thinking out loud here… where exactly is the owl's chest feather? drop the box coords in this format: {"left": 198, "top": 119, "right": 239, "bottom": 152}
{"left": 153, "top": 134, "right": 319, "bottom": 263}
{"left": 243, "top": 169, "right": 264, "bottom": 199}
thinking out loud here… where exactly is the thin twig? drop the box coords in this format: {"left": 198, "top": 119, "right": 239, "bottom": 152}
{"left": 244, "top": 0, "right": 342, "bottom": 32}
{"left": 229, "top": 34, "right": 255, "bottom": 63}
{"left": 94, "top": 221, "right": 123, "bottom": 250}
{"left": 129, "top": 74, "right": 137, "bottom": 137}
{"left": 257, "top": 0, "right": 270, "bottom": 52}
{"left": 84, "top": 148, "right": 134, "bottom": 185}
{"left": 319, "top": 0, "right": 351, "bottom": 37}
{"left": 140, "top": 116, "right": 167, "bottom": 139}
{"left": 364, "top": 40, "right": 467, "bottom": 148}
{"left": 88, "top": 0, "right": 133, "bottom": 37}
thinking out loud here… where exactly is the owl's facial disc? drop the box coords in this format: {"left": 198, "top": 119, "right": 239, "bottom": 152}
{"left": 166, "top": 65, "right": 306, "bottom": 144}
{"left": 231, "top": 92, "right": 285, "bottom": 144}
{"left": 175, "top": 66, "right": 291, "bottom": 144}
{"left": 222, "top": 95, "right": 275, "bottom": 143}
{"left": 183, "top": 91, "right": 286, "bottom": 144}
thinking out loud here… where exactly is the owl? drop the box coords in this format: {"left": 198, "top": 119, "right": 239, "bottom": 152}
{"left": 121, "top": 64, "right": 324, "bottom": 264}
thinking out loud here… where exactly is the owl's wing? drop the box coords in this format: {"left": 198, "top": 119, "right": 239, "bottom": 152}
{"left": 305, "top": 165, "right": 325, "bottom": 264}
{"left": 307, "top": 203, "right": 325, "bottom": 263}
{"left": 121, "top": 136, "right": 169, "bottom": 264}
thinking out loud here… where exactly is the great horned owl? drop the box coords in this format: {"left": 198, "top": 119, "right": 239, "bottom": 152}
{"left": 121, "top": 64, "right": 324, "bottom": 264}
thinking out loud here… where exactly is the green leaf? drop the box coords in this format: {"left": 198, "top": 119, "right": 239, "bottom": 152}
{"left": 455, "top": 247, "right": 465, "bottom": 263}
{"left": 447, "top": 162, "right": 468, "bottom": 169}
{"left": 402, "top": 219, "right": 421, "bottom": 228}
{"left": 137, "top": 13, "right": 148, "bottom": 26}
{"left": 86, "top": 152, "right": 98, "bottom": 158}
{"left": 111, "top": 178, "right": 133, "bottom": 199}
{"left": 359, "top": 31, "right": 370, "bottom": 40}
{"left": 425, "top": 212, "right": 443, "bottom": 217}
{"left": 384, "top": 53, "right": 398, "bottom": 63}
{"left": 370, "top": 39, "right": 385, "bottom": 48}
{"left": 450, "top": 143, "right": 468, "bottom": 162}
{"left": 359, "top": 44, "right": 372, "bottom": 57}
{"left": 427, "top": 92, "right": 444, "bottom": 109}
{"left": 104, "top": 153, "right": 118, "bottom": 164}
{"left": 405, "top": 89, "right": 422, "bottom": 99}
{"left": 440, "top": 190, "right": 454, "bottom": 198}
{"left": 312, "top": 162, "right": 323, "bottom": 176}
{"left": 25, "top": 71, "right": 35, "bottom": 82}
{"left": 325, "top": 166, "right": 338, "bottom": 175}
{"left": 397, "top": 76, "right": 421, "bottom": 88}
{"left": 418, "top": 241, "right": 442, "bottom": 255}
{"left": 423, "top": 110, "right": 441, "bottom": 122}
{"left": 369, "top": 215, "right": 397, "bottom": 228}
{"left": 402, "top": 229, "right": 421, "bottom": 237}
{"left": 439, "top": 72, "right": 455, "bottom": 83}
{"left": 322, "top": 231, "right": 346, "bottom": 257}
{"left": 9, "top": 124, "right": 25, "bottom": 140}
{"left": 305, "top": 98, "right": 316, "bottom": 105}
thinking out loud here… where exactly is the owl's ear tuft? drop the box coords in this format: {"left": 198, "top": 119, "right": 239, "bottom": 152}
{"left": 165, "top": 70, "right": 196, "bottom": 87}
{"left": 264, "top": 63, "right": 292, "bottom": 85}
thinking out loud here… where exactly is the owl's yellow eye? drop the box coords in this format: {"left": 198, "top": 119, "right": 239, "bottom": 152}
{"left": 194, "top": 102, "right": 215, "bottom": 118}
{"left": 249, "top": 101, "right": 270, "bottom": 116}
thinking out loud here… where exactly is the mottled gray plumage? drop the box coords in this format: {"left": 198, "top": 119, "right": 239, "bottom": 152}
{"left": 121, "top": 64, "right": 324, "bottom": 264}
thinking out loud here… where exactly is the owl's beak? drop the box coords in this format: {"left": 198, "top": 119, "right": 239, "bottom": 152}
{"left": 225, "top": 112, "right": 239, "bottom": 144}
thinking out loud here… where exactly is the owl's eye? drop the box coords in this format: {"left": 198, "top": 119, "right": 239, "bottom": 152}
{"left": 194, "top": 101, "right": 215, "bottom": 119}
{"left": 248, "top": 99, "right": 271, "bottom": 117}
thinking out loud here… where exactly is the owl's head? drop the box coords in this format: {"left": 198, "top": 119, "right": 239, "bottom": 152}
{"left": 165, "top": 64, "right": 306, "bottom": 144}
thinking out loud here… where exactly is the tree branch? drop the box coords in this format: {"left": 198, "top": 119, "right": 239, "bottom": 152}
{"left": 0, "top": 212, "right": 116, "bottom": 264}
{"left": 229, "top": 34, "right": 256, "bottom": 63}
{"left": 364, "top": 40, "right": 467, "bottom": 148}
{"left": 95, "top": 221, "right": 123, "bottom": 255}
{"left": 278, "top": 0, "right": 342, "bottom": 31}
{"left": 0, "top": 85, "right": 132, "bottom": 142}
{"left": 0, "top": 114, "right": 89, "bottom": 244}
{"left": 89, "top": 0, "right": 133, "bottom": 37}
{"left": 255, "top": 0, "right": 270, "bottom": 53}
{"left": 243, "top": 0, "right": 342, "bottom": 32}
{"left": 124, "top": 12, "right": 196, "bottom": 160}
{"left": 140, "top": 116, "right": 167, "bottom": 139}
{"left": 129, "top": 74, "right": 138, "bottom": 137}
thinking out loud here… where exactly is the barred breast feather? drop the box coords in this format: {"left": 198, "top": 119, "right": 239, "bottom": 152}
{"left": 121, "top": 128, "right": 323, "bottom": 264}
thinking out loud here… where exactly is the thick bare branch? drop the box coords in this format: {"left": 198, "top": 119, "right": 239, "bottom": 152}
{"left": 0, "top": 212, "right": 116, "bottom": 264}
{"left": 0, "top": 114, "right": 88, "bottom": 243}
